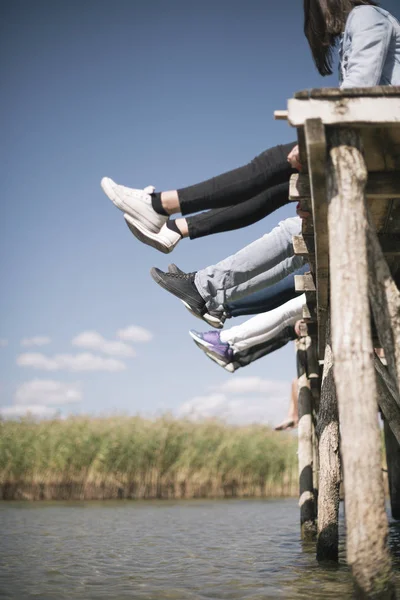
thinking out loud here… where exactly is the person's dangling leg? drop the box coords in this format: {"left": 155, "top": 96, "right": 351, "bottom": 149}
{"left": 101, "top": 142, "right": 296, "bottom": 252}
{"left": 225, "top": 263, "right": 309, "bottom": 318}
{"left": 185, "top": 181, "right": 290, "bottom": 240}
{"left": 176, "top": 143, "right": 295, "bottom": 214}
{"left": 195, "top": 325, "right": 297, "bottom": 372}
{"left": 195, "top": 216, "right": 304, "bottom": 312}
{"left": 219, "top": 294, "right": 305, "bottom": 353}
{"left": 188, "top": 294, "right": 305, "bottom": 363}
{"left": 150, "top": 216, "right": 304, "bottom": 321}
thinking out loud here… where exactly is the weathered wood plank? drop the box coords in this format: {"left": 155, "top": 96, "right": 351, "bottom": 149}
{"left": 290, "top": 172, "right": 400, "bottom": 200}
{"left": 288, "top": 97, "right": 400, "bottom": 127}
{"left": 295, "top": 272, "right": 316, "bottom": 292}
{"left": 304, "top": 119, "right": 329, "bottom": 359}
{"left": 327, "top": 127, "right": 394, "bottom": 597}
{"left": 295, "top": 86, "right": 400, "bottom": 99}
{"left": 384, "top": 420, "right": 400, "bottom": 521}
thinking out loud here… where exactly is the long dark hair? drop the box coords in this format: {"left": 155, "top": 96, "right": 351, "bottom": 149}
{"left": 304, "top": 0, "right": 379, "bottom": 76}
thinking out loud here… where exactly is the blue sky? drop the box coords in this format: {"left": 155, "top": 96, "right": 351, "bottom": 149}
{"left": 2, "top": 0, "right": 397, "bottom": 425}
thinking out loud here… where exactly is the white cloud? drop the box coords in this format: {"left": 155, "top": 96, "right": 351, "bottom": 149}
{"left": 15, "top": 379, "right": 82, "bottom": 406}
{"left": 71, "top": 331, "right": 135, "bottom": 357}
{"left": 21, "top": 336, "right": 51, "bottom": 347}
{"left": 0, "top": 404, "right": 58, "bottom": 418}
{"left": 117, "top": 325, "right": 153, "bottom": 343}
{"left": 16, "top": 352, "right": 126, "bottom": 372}
{"left": 178, "top": 378, "right": 291, "bottom": 426}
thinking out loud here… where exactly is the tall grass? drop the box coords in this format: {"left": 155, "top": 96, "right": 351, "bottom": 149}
{"left": 0, "top": 415, "right": 298, "bottom": 500}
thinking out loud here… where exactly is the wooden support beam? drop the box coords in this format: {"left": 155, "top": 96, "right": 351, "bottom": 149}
{"left": 384, "top": 420, "right": 400, "bottom": 521}
{"left": 290, "top": 172, "right": 400, "bottom": 201}
{"left": 327, "top": 127, "right": 395, "bottom": 596}
{"left": 296, "top": 336, "right": 317, "bottom": 540}
{"left": 274, "top": 110, "right": 288, "bottom": 120}
{"left": 375, "top": 356, "right": 400, "bottom": 445}
{"left": 316, "top": 315, "right": 341, "bottom": 563}
{"left": 288, "top": 96, "right": 400, "bottom": 127}
{"left": 294, "top": 272, "right": 316, "bottom": 292}
{"left": 367, "top": 210, "right": 400, "bottom": 398}
{"left": 304, "top": 119, "right": 329, "bottom": 358}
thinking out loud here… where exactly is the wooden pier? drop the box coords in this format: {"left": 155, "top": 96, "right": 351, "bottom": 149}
{"left": 277, "top": 87, "right": 400, "bottom": 598}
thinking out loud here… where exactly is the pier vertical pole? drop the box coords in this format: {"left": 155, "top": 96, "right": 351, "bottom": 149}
{"left": 327, "top": 128, "right": 395, "bottom": 597}
{"left": 316, "top": 314, "right": 341, "bottom": 563}
{"left": 296, "top": 334, "right": 317, "bottom": 540}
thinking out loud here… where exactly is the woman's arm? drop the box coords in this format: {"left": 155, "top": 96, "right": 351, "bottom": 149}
{"left": 342, "top": 6, "right": 394, "bottom": 88}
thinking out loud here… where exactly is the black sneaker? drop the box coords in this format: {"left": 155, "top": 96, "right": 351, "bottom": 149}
{"left": 167, "top": 264, "right": 227, "bottom": 328}
{"left": 150, "top": 267, "right": 205, "bottom": 311}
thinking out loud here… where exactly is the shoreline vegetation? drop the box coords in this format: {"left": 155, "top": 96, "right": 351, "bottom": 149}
{"left": 0, "top": 415, "right": 298, "bottom": 501}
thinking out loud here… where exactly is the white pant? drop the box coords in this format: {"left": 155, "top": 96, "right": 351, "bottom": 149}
{"left": 220, "top": 294, "right": 305, "bottom": 353}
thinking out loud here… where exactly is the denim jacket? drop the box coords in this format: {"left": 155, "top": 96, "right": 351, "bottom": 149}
{"left": 339, "top": 5, "right": 400, "bottom": 88}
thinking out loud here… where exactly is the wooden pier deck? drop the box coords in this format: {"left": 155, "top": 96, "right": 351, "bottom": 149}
{"left": 276, "top": 87, "right": 400, "bottom": 599}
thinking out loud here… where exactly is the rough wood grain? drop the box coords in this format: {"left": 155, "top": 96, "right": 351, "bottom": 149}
{"left": 290, "top": 172, "right": 400, "bottom": 200}
{"left": 295, "top": 87, "right": 400, "bottom": 99}
{"left": 296, "top": 336, "right": 317, "bottom": 540}
{"left": 384, "top": 419, "right": 400, "bottom": 520}
{"left": 304, "top": 119, "right": 329, "bottom": 358}
{"left": 316, "top": 314, "right": 341, "bottom": 563}
{"left": 367, "top": 211, "right": 400, "bottom": 398}
{"left": 327, "top": 128, "right": 394, "bottom": 598}
{"left": 289, "top": 97, "right": 400, "bottom": 127}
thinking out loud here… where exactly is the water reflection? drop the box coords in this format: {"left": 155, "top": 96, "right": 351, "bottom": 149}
{"left": 0, "top": 498, "right": 400, "bottom": 599}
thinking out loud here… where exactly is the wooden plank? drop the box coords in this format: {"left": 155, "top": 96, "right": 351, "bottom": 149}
{"left": 293, "top": 235, "right": 310, "bottom": 256}
{"left": 295, "top": 272, "right": 316, "bottom": 292}
{"left": 304, "top": 119, "right": 329, "bottom": 359}
{"left": 288, "top": 97, "right": 400, "bottom": 127}
{"left": 290, "top": 172, "right": 400, "bottom": 201}
{"left": 274, "top": 110, "right": 288, "bottom": 120}
{"left": 295, "top": 86, "right": 400, "bottom": 99}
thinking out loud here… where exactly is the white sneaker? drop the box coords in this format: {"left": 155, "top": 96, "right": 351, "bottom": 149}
{"left": 124, "top": 217, "right": 181, "bottom": 254}
{"left": 101, "top": 178, "right": 167, "bottom": 234}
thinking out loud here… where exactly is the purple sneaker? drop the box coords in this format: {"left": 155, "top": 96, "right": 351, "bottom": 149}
{"left": 189, "top": 330, "right": 233, "bottom": 361}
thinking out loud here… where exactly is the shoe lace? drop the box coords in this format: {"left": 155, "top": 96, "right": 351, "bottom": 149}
{"left": 167, "top": 271, "right": 196, "bottom": 281}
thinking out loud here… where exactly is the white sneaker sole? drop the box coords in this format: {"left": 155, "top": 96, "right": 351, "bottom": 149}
{"left": 181, "top": 301, "right": 224, "bottom": 329}
{"left": 101, "top": 178, "right": 164, "bottom": 234}
{"left": 124, "top": 214, "right": 173, "bottom": 254}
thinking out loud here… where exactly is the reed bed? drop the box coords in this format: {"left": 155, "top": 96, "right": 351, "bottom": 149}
{"left": 0, "top": 415, "right": 298, "bottom": 501}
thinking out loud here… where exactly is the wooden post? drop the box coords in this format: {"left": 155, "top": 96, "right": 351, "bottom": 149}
{"left": 316, "top": 314, "right": 341, "bottom": 563}
{"left": 327, "top": 127, "right": 395, "bottom": 597}
{"left": 367, "top": 223, "right": 400, "bottom": 397}
{"left": 384, "top": 419, "right": 400, "bottom": 521}
{"left": 375, "top": 355, "right": 400, "bottom": 445}
{"left": 296, "top": 334, "right": 317, "bottom": 540}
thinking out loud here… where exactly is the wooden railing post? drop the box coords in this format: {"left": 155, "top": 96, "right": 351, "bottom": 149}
{"left": 316, "top": 313, "right": 341, "bottom": 563}
{"left": 296, "top": 332, "right": 317, "bottom": 540}
{"left": 326, "top": 127, "right": 395, "bottom": 598}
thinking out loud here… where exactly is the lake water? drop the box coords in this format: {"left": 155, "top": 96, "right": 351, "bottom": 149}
{"left": 2, "top": 498, "right": 400, "bottom": 599}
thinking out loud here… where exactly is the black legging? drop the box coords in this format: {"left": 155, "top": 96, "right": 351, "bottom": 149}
{"left": 176, "top": 141, "right": 296, "bottom": 239}
{"left": 187, "top": 181, "right": 290, "bottom": 239}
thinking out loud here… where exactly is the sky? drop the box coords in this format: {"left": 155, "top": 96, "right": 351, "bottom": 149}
{"left": 2, "top": 0, "right": 398, "bottom": 426}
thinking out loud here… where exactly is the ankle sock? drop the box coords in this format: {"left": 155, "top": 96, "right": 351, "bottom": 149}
{"left": 166, "top": 220, "right": 182, "bottom": 237}
{"left": 151, "top": 193, "right": 169, "bottom": 217}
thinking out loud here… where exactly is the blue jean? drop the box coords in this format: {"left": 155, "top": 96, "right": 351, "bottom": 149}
{"left": 195, "top": 216, "right": 304, "bottom": 312}
{"left": 226, "top": 263, "right": 309, "bottom": 317}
